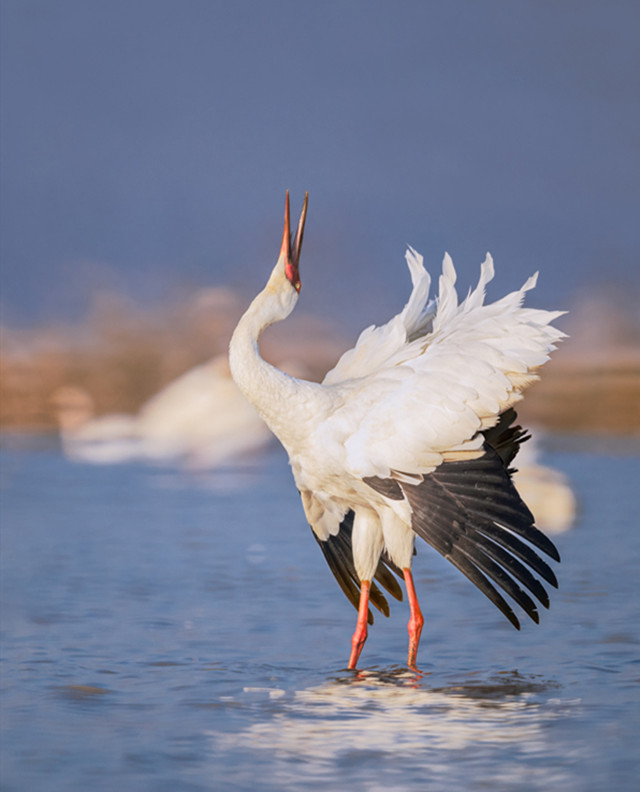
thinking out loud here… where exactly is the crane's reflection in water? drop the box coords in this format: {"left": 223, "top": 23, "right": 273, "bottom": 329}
{"left": 208, "top": 667, "right": 579, "bottom": 789}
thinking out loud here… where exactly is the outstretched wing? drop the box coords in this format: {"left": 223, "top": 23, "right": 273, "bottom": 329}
{"left": 366, "top": 443, "right": 560, "bottom": 629}
{"left": 367, "top": 410, "right": 559, "bottom": 628}
{"left": 323, "top": 246, "right": 436, "bottom": 384}
{"left": 313, "top": 408, "right": 559, "bottom": 629}
{"left": 320, "top": 251, "right": 565, "bottom": 480}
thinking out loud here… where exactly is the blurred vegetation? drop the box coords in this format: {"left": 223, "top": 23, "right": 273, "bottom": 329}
{"left": 0, "top": 288, "right": 344, "bottom": 432}
{"left": 1, "top": 286, "right": 639, "bottom": 435}
{"left": 518, "top": 290, "right": 640, "bottom": 434}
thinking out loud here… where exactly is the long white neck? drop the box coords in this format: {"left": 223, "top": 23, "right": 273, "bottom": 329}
{"left": 229, "top": 281, "right": 315, "bottom": 447}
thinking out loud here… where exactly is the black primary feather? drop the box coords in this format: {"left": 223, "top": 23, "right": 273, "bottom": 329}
{"left": 401, "top": 444, "right": 560, "bottom": 629}
{"left": 482, "top": 407, "right": 530, "bottom": 471}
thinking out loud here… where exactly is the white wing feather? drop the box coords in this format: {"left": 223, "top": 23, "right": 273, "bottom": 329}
{"left": 318, "top": 250, "right": 565, "bottom": 479}
{"left": 323, "top": 248, "right": 436, "bottom": 385}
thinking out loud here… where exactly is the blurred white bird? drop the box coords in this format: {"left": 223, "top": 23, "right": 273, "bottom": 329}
{"left": 53, "top": 355, "right": 272, "bottom": 466}
{"left": 229, "top": 193, "right": 565, "bottom": 669}
{"left": 512, "top": 436, "right": 577, "bottom": 535}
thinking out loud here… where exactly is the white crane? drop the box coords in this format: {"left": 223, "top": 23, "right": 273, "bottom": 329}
{"left": 53, "top": 355, "right": 272, "bottom": 467}
{"left": 229, "top": 193, "right": 565, "bottom": 669}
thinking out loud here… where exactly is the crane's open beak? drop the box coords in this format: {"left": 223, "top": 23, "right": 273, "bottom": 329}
{"left": 280, "top": 191, "right": 308, "bottom": 293}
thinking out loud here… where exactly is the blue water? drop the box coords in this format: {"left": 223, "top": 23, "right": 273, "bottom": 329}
{"left": 1, "top": 439, "right": 639, "bottom": 791}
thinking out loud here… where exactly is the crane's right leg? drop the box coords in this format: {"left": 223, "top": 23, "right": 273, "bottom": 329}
{"left": 348, "top": 580, "right": 370, "bottom": 669}
{"left": 403, "top": 568, "right": 424, "bottom": 669}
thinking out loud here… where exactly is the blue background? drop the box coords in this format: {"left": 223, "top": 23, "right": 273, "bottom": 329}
{"left": 2, "top": 0, "right": 638, "bottom": 330}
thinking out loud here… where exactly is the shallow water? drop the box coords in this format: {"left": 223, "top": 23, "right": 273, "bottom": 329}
{"left": 1, "top": 439, "right": 639, "bottom": 791}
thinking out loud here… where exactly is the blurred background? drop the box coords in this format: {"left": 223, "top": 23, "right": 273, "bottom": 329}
{"left": 1, "top": 0, "right": 639, "bottom": 437}
{"left": 2, "top": 6, "right": 640, "bottom": 790}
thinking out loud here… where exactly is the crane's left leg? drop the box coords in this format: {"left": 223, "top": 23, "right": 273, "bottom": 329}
{"left": 348, "top": 580, "right": 370, "bottom": 669}
{"left": 403, "top": 568, "right": 424, "bottom": 668}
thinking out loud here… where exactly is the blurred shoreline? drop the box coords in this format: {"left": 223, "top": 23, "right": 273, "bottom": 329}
{"left": 1, "top": 286, "right": 639, "bottom": 437}
{"left": 0, "top": 287, "right": 346, "bottom": 435}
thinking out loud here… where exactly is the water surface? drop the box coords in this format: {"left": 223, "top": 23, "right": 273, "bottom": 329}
{"left": 1, "top": 440, "right": 639, "bottom": 791}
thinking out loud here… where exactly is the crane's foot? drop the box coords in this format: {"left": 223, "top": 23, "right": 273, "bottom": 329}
{"left": 348, "top": 580, "right": 371, "bottom": 669}
{"left": 403, "top": 568, "right": 424, "bottom": 669}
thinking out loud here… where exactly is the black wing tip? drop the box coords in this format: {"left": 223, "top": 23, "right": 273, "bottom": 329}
{"left": 499, "top": 599, "right": 521, "bottom": 630}
{"left": 546, "top": 543, "right": 561, "bottom": 564}
{"left": 370, "top": 580, "right": 391, "bottom": 617}
{"left": 374, "top": 555, "right": 404, "bottom": 602}
{"left": 525, "top": 522, "right": 561, "bottom": 563}
{"left": 403, "top": 449, "right": 563, "bottom": 631}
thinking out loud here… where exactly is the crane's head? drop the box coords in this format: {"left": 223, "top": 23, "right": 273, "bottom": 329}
{"left": 277, "top": 190, "right": 308, "bottom": 294}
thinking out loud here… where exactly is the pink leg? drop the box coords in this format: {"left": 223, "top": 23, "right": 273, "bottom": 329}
{"left": 403, "top": 568, "right": 424, "bottom": 669}
{"left": 348, "top": 580, "right": 371, "bottom": 669}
